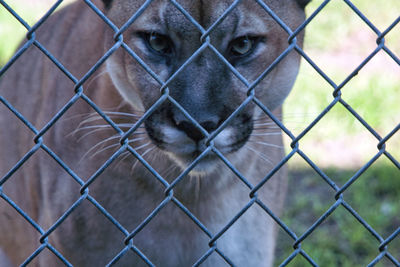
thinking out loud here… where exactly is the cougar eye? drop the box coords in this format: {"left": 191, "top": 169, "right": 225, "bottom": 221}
{"left": 144, "top": 32, "right": 173, "bottom": 55}
{"left": 229, "top": 36, "right": 258, "bottom": 57}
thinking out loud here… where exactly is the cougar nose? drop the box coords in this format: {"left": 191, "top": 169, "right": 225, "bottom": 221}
{"left": 175, "top": 119, "right": 219, "bottom": 142}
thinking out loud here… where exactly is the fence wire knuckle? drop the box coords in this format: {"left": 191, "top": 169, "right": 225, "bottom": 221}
{"left": 0, "top": 0, "right": 399, "bottom": 266}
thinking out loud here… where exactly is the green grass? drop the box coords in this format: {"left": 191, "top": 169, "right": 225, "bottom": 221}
{"left": 277, "top": 1, "right": 400, "bottom": 266}
{"left": 275, "top": 162, "right": 400, "bottom": 267}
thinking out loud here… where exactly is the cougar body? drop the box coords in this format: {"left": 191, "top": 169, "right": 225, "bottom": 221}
{"left": 0, "top": 0, "right": 308, "bottom": 265}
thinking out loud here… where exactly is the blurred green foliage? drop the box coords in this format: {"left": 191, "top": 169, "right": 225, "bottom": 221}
{"left": 277, "top": 1, "right": 400, "bottom": 266}
{"left": 275, "top": 163, "right": 400, "bottom": 266}
{"left": 302, "top": 0, "right": 400, "bottom": 53}
{"left": 0, "top": 1, "right": 38, "bottom": 65}
{"left": 285, "top": 0, "right": 400, "bottom": 160}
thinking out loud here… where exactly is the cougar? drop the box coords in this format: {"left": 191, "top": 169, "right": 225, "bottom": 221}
{"left": 0, "top": 0, "right": 309, "bottom": 266}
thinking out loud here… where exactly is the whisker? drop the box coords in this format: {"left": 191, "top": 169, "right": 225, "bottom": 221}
{"left": 101, "top": 110, "right": 144, "bottom": 117}
{"left": 130, "top": 145, "right": 156, "bottom": 173}
{"left": 253, "top": 116, "right": 276, "bottom": 120}
{"left": 248, "top": 140, "right": 284, "bottom": 149}
{"left": 253, "top": 127, "right": 281, "bottom": 131}
{"left": 76, "top": 128, "right": 115, "bottom": 142}
{"left": 76, "top": 111, "right": 142, "bottom": 128}
{"left": 140, "top": 145, "right": 156, "bottom": 157}
{"left": 81, "top": 134, "right": 121, "bottom": 159}
{"left": 62, "top": 112, "right": 101, "bottom": 123}
{"left": 190, "top": 175, "right": 201, "bottom": 202}
{"left": 85, "top": 69, "right": 109, "bottom": 90}
{"left": 79, "top": 114, "right": 109, "bottom": 125}
{"left": 120, "top": 151, "right": 132, "bottom": 161}
{"left": 253, "top": 120, "right": 275, "bottom": 124}
{"left": 252, "top": 116, "right": 282, "bottom": 122}
{"left": 114, "top": 151, "right": 132, "bottom": 170}
{"left": 71, "top": 125, "right": 113, "bottom": 140}
{"left": 253, "top": 122, "right": 279, "bottom": 127}
{"left": 113, "top": 139, "right": 151, "bottom": 170}
{"left": 250, "top": 132, "right": 282, "bottom": 136}
{"left": 244, "top": 145, "right": 272, "bottom": 165}
{"left": 124, "top": 131, "right": 147, "bottom": 136}
{"left": 87, "top": 140, "right": 122, "bottom": 159}
{"left": 71, "top": 124, "right": 146, "bottom": 140}
{"left": 253, "top": 126, "right": 280, "bottom": 130}
{"left": 75, "top": 124, "right": 143, "bottom": 132}
{"left": 82, "top": 134, "right": 146, "bottom": 160}
{"left": 132, "top": 142, "right": 152, "bottom": 151}
{"left": 64, "top": 109, "right": 144, "bottom": 126}
{"left": 161, "top": 165, "right": 178, "bottom": 180}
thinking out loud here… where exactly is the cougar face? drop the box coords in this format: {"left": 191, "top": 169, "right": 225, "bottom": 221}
{"left": 106, "top": 0, "right": 306, "bottom": 173}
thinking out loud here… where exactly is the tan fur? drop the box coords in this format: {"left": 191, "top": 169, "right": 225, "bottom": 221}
{"left": 0, "top": 0, "right": 306, "bottom": 265}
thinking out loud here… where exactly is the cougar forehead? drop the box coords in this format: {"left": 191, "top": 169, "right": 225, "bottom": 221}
{"left": 108, "top": 0, "right": 233, "bottom": 26}
{"left": 108, "top": 0, "right": 304, "bottom": 27}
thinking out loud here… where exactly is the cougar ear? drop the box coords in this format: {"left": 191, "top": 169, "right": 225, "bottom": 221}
{"left": 102, "top": 0, "right": 113, "bottom": 9}
{"left": 296, "top": 0, "right": 311, "bottom": 9}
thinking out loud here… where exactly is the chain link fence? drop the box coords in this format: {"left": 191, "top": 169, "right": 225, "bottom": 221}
{"left": 0, "top": 0, "right": 399, "bottom": 266}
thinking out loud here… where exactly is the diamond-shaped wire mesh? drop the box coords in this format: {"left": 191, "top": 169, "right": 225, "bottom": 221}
{"left": 0, "top": 0, "right": 399, "bottom": 266}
